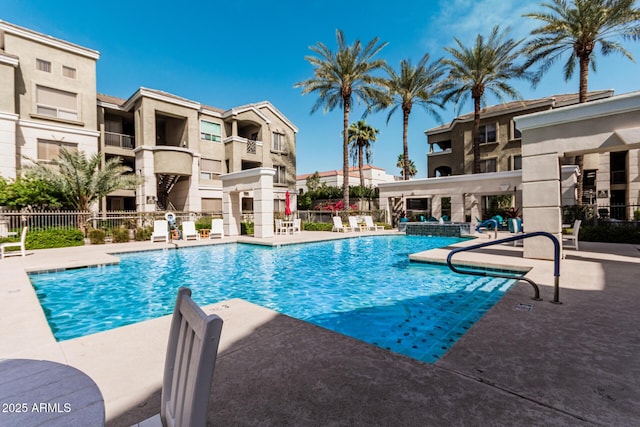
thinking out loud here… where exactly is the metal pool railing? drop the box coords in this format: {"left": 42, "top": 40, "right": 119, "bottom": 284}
{"left": 446, "top": 232, "right": 562, "bottom": 304}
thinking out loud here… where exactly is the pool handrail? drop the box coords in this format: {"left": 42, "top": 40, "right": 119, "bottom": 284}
{"left": 446, "top": 232, "right": 562, "bottom": 304}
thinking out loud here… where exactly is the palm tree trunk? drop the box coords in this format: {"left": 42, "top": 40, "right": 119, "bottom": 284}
{"left": 575, "top": 54, "right": 590, "bottom": 205}
{"left": 473, "top": 96, "right": 481, "bottom": 174}
{"left": 403, "top": 108, "right": 410, "bottom": 180}
{"left": 358, "top": 144, "right": 365, "bottom": 187}
{"left": 342, "top": 100, "right": 350, "bottom": 209}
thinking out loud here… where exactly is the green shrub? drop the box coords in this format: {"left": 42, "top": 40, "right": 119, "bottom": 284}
{"left": 135, "top": 227, "right": 152, "bottom": 241}
{"left": 195, "top": 216, "right": 214, "bottom": 231}
{"left": 23, "top": 228, "right": 85, "bottom": 249}
{"left": 303, "top": 222, "right": 333, "bottom": 231}
{"left": 580, "top": 224, "right": 640, "bottom": 244}
{"left": 241, "top": 222, "right": 254, "bottom": 235}
{"left": 111, "top": 227, "right": 130, "bottom": 243}
{"left": 88, "top": 228, "right": 106, "bottom": 245}
{"left": 634, "top": 209, "right": 640, "bottom": 220}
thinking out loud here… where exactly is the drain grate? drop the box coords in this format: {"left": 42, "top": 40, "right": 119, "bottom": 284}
{"left": 514, "top": 303, "right": 533, "bottom": 312}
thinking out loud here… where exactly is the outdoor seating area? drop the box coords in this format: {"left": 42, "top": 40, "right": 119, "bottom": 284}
{"left": 0, "top": 226, "right": 27, "bottom": 259}
{"left": 332, "top": 216, "right": 383, "bottom": 233}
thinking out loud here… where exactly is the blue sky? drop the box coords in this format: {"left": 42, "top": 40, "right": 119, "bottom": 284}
{"left": 3, "top": 0, "right": 640, "bottom": 178}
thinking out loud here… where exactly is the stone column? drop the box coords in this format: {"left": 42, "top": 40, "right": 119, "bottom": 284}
{"left": 253, "top": 172, "right": 274, "bottom": 238}
{"left": 521, "top": 154, "right": 562, "bottom": 260}
{"left": 450, "top": 194, "right": 464, "bottom": 222}
{"left": 223, "top": 191, "right": 241, "bottom": 236}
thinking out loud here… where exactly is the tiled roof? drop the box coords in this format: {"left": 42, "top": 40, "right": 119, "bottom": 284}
{"left": 97, "top": 93, "right": 126, "bottom": 106}
{"left": 297, "top": 165, "right": 383, "bottom": 180}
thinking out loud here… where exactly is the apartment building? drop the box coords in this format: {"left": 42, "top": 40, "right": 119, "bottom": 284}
{"left": 1, "top": 20, "right": 297, "bottom": 213}
{"left": 296, "top": 165, "right": 399, "bottom": 193}
{"left": 0, "top": 20, "right": 100, "bottom": 180}
{"left": 425, "top": 91, "right": 639, "bottom": 219}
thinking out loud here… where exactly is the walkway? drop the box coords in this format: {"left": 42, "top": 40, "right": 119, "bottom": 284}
{"left": 1, "top": 231, "right": 639, "bottom": 426}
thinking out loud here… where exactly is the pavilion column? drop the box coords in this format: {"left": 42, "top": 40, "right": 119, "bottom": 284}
{"left": 521, "top": 153, "right": 562, "bottom": 260}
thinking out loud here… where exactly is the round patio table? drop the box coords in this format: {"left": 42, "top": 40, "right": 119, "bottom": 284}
{"left": 0, "top": 359, "right": 105, "bottom": 427}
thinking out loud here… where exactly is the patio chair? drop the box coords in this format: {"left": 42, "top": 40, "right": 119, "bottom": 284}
{"left": 0, "top": 226, "right": 27, "bottom": 259}
{"left": 210, "top": 218, "right": 224, "bottom": 239}
{"left": 563, "top": 219, "right": 582, "bottom": 251}
{"left": 291, "top": 218, "right": 301, "bottom": 234}
{"left": 348, "top": 216, "right": 363, "bottom": 232}
{"left": 182, "top": 221, "right": 199, "bottom": 241}
{"left": 508, "top": 218, "right": 524, "bottom": 247}
{"left": 134, "top": 287, "right": 224, "bottom": 427}
{"left": 151, "top": 220, "right": 169, "bottom": 243}
{"left": 332, "top": 216, "right": 352, "bottom": 233}
{"left": 364, "top": 216, "right": 384, "bottom": 231}
{"left": 275, "top": 219, "right": 286, "bottom": 235}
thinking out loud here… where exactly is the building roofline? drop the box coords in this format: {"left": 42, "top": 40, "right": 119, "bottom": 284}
{"left": 0, "top": 20, "right": 100, "bottom": 60}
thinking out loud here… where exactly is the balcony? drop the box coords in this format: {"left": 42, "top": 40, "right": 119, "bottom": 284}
{"left": 105, "top": 132, "right": 135, "bottom": 149}
{"left": 153, "top": 147, "right": 193, "bottom": 176}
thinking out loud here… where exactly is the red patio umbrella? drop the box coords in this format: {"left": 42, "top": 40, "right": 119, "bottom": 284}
{"left": 285, "top": 191, "right": 291, "bottom": 216}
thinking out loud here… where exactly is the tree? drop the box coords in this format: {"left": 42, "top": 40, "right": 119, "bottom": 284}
{"left": 29, "top": 149, "right": 140, "bottom": 211}
{"left": 523, "top": 0, "right": 640, "bottom": 204}
{"left": 397, "top": 154, "right": 417, "bottom": 178}
{"left": 442, "top": 25, "right": 529, "bottom": 174}
{"left": 0, "top": 175, "right": 65, "bottom": 210}
{"left": 348, "top": 120, "right": 379, "bottom": 187}
{"left": 384, "top": 54, "right": 446, "bottom": 180}
{"left": 296, "top": 29, "right": 388, "bottom": 209}
{"left": 305, "top": 171, "right": 321, "bottom": 192}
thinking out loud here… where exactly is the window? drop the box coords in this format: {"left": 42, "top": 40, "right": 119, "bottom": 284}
{"left": 274, "top": 165, "right": 286, "bottom": 184}
{"left": 36, "top": 59, "right": 51, "bottom": 72}
{"left": 62, "top": 65, "right": 77, "bottom": 79}
{"left": 272, "top": 132, "right": 286, "bottom": 152}
{"left": 479, "top": 123, "right": 497, "bottom": 144}
{"left": 511, "top": 120, "right": 522, "bottom": 140}
{"left": 200, "top": 158, "right": 222, "bottom": 180}
{"left": 479, "top": 158, "right": 497, "bottom": 173}
{"left": 200, "top": 121, "right": 221, "bottom": 142}
{"left": 37, "top": 139, "right": 77, "bottom": 161}
{"left": 513, "top": 155, "right": 522, "bottom": 170}
{"left": 36, "top": 86, "right": 78, "bottom": 121}
{"left": 201, "top": 198, "right": 222, "bottom": 213}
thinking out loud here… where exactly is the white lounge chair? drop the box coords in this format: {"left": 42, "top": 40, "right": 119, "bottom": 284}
{"left": 0, "top": 222, "right": 18, "bottom": 238}
{"left": 151, "top": 220, "right": 169, "bottom": 243}
{"left": 210, "top": 218, "right": 224, "bottom": 239}
{"left": 182, "top": 221, "right": 199, "bottom": 241}
{"left": 364, "top": 216, "right": 384, "bottom": 231}
{"left": 133, "top": 287, "right": 223, "bottom": 427}
{"left": 0, "top": 226, "right": 27, "bottom": 259}
{"left": 348, "top": 216, "right": 364, "bottom": 232}
{"left": 563, "top": 219, "right": 581, "bottom": 251}
{"left": 332, "top": 216, "right": 352, "bottom": 232}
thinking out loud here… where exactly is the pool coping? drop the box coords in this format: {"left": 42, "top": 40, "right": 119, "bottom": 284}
{"left": 2, "top": 231, "right": 640, "bottom": 425}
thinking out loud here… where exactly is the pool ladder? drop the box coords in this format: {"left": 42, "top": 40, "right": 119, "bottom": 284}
{"left": 445, "top": 232, "right": 562, "bottom": 304}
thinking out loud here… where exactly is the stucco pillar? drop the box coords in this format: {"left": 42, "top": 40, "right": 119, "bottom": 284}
{"left": 134, "top": 147, "right": 157, "bottom": 212}
{"left": 596, "top": 152, "right": 611, "bottom": 206}
{"left": 628, "top": 149, "right": 640, "bottom": 213}
{"left": 450, "top": 194, "right": 464, "bottom": 222}
{"left": 253, "top": 174, "right": 274, "bottom": 238}
{"left": 521, "top": 154, "right": 562, "bottom": 260}
{"left": 0, "top": 113, "right": 18, "bottom": 179}
{"left": 223, "top": 191, "right": 241, "bottom": 236}
{"left": 431, "top": 196, "right": 442, "bottom": 219}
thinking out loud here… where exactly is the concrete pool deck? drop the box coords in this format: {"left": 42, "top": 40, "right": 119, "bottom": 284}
{"left": 1, "top": 230, "right": 639, "bottom": 425}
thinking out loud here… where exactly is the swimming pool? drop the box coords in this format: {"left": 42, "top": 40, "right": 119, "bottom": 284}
{"left": 30, "top": 235, "right": 516, "bottom": 363}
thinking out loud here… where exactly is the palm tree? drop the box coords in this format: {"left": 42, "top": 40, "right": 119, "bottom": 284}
{"left": 523, "top": 0, "right": 640, "bottom": 203}
{"left": 397, "top": 154, "right": 417, "bottom": 178}
{"left": 384, "top": 54, "right": 446, "bottom": 180}
{"left": 348, "top": 120, "right": 379, "bottom": 187}
{"left": 30, "top": 149, "right": 140, "bottom": 211}
{"left": 442, "top": 25, "right": 529, "bottom": 174}
{"left": 295, "top": 29, "right": 388, "bottom": 208}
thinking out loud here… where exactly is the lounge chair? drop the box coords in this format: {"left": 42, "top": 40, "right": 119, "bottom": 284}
{"left": 210, "top": 218, "right": 224, "bottom": 239}
{"left": 133, "top": 287, "right": 223, "bottom": 427}
{"left": 348, "top": 216, "right": 363, "bottom": 232}
{"left": 563, "top": 219, "right": 581, "bottom": 251}
{"left": 0, "top": 226, "right": 27, "bottom": 259}
{"left": 508, "top": 218, "right": 524, "bottom": 247}
{"left": 364, "top": 216, "right": 384, "bottom": 231}
{"left": 182, "top": 221, "right": 199, "bottom": 241}
{"left": 151, "top": 220, "right": 169, "bottom": 243}
{"left": 332, "top": 216, "right": 352, "bottom": 232}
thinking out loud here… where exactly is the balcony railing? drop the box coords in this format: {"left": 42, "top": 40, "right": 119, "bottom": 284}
{"left": 610, "top": 170, "right": 626, "bottom": 184}
{"left": 105, "top": 132, "right": 135, "bottom": 149}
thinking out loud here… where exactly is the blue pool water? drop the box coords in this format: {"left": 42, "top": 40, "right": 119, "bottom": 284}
{"left": 30, "top": 235, "right": 516, "bottom": 363}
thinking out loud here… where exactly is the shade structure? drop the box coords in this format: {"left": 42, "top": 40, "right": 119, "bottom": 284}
{"left": 285, "top": 191, "right": 291, "bottom": 216}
